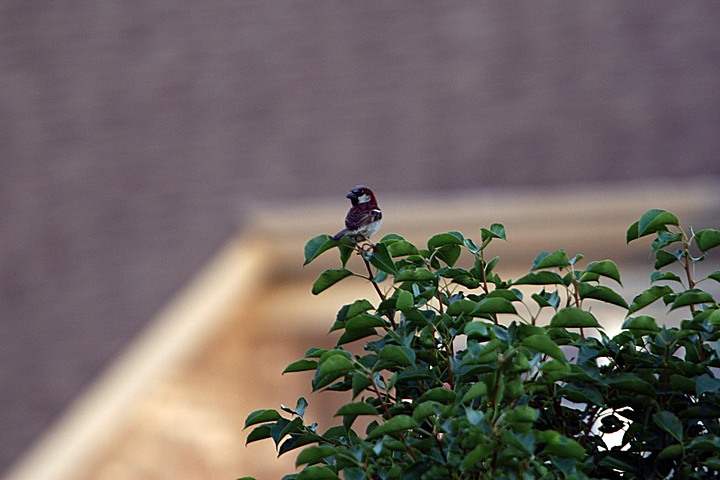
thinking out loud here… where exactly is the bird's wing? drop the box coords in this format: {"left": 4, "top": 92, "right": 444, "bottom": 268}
{"left": 345, "top": 206, "right": 381, "bottom": 229}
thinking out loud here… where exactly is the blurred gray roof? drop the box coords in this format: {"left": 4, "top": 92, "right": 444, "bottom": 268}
{"left": 2, "top": 1, "right": 720, "bottom": 473}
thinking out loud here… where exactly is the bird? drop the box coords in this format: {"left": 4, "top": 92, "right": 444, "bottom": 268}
{"left": 332, "top": 185, "right": 382, "bottom": 243}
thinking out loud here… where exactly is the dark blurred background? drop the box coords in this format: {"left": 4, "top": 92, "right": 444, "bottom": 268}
{"left": 1, "top": 1, "right": 720, "bottom": 474}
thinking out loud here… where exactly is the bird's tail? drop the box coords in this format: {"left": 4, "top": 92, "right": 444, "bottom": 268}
{"left": 332, "top": 229, "right": 348, "bottom": 241}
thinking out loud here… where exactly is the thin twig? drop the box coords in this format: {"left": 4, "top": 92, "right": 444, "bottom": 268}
{"left": 370, "top": 376, "right": 418, "bottom": 461}
{"left": 358, "top": 246, "right": 397, "bottom": 328}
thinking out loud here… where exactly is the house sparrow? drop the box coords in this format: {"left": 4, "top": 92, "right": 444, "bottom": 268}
{"left": 332, "top": 185, "right": 382, "bottom": 242}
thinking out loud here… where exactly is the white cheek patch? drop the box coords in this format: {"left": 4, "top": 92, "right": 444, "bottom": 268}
{"left": 357, "top": 193, "right": 371, "bottom": 203}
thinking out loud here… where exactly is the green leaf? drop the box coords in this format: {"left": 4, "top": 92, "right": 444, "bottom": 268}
{"left": 338, "top": 245, "right": 353, "bottom": 267}
{"left": 395, "top": 268, "right": 436, "bottom": 282}
{"left": 296, "top": 446, "right": 338, "bottom": 467}
{"left": 687, "top": 435, "right": 720, "bottom": 452}
{"left": 696, "top": 374, "right": 720, "bottom": 396}
{"left": 540, "top": 433, "right": 586, "bottom": 459}
{"left": 637, "top": 209, "right": 680, "bottom": 237}
{"left": 582, "top": 259, "right": 622, "bottom": 284}
{"left": 669, "top": 374, "right": 696, "bottom": 393}
{"left": 607, "top": 374, "right": 655, "bottom": 396}
{"left": 386, "top": 240, "right": 419, "bottom": 257}
{"left": 378, "top": 345, "right": 416, "bottom": 367}
{"left": 578, "top": 272, "right": 599, "bottom": 283}
{"left": 696, "top": 228, "right": 720, "bottom": 252}
{"left": 305, "top": 347, "right": 327, "bottom": 358}
{"left": 463, "top": 237, "right": 481, "bottom": 253}
{"left": 560, "top": 385, "right": 604, "bottom": 406}
{"left": 280, "top": 397, "right": 308, "bottom": 417}
{"left": 304, "top": 235, "right": 336, "bottom": 265}
{"left": 478, "top": 338, "right": 505, "bottom": 357}
{"left": 366, "top": 415, "right": 419, "bottom": 440}
{"left": 708, "top": 309, "right": 720, "bottom": 326}
{"left": 708, "top": 271, "right": 720, "bottom": 283}
{"left": 461, "top": 382, "right": 488, "bottom": 403}
{"left": 396, "top": 365, "right": 436, "bottom": 383}
{"left": 342, "top": 299, "right": 375, "bottom": 320}
{"left": 351, "top": 373, "right": 372, "bottom": 398}
{"left": 489, "top": 223, "right": 507, "bottom": 240}
{"left": 531, "top": 290, "right": 561, "bottom": 310}
{"left": 655, "top": 250, "right": 678, "bottom": 269}
{"left": 657, "top": 444, "right": 683, "bottom": 461}
{"left": 598, "top": 453, "right": 637, "bottom": 473}
{"left": 296, "top": 465, "right": 339, "bottom": 480}
{"left": 651, "top": 230, "right": 683, "bottom": 252}
{"left": 271, "top": 417, "right": 301, "bottom": 446}
{"left": 531, "top": 250, "right": 570, "bottom": 271}
{"left": 413, "top": 401, "right": 443, "bottom": 421}
{"left": 550, "top": 307, "right": 601, "bottom": 328}
{"left": 337, "top": 327, "right": 379, "bottom": 345}
{"left": 345, "top": 314, "right": 387, "bottom": 331}
{"left": 539, "top": 359, "right": 570, "bottom": 377}
{"left": 312, "top": 269, "right": 354, "bottom": 295}
{"left": 314, "top": 355, "right": 354, "bottom": 390}
{"left": 449, "top": 274, "right": 481, "bottom": 289}
{"left": 417, "top": 387, "right": 456, "bottom": 404}
{"left": 629, "top": 285, "right": 673, "bottom": 313}
{"left": 428, "top": 232, "right": 464, "bottom": 250}
{"left": 650, "top": 271, "right": 683, "bottom": 284}
{"left": 464, "top": 321, "right": 492, "bottom": 339}
{"left": 395, "top": 289, "right": 414, "bottom": 312}
{"left": 626, "top": 221, "right": 640, "bottom": 243}
{"left": 578, "top": 283, "right": 629, "bottom": 309}
{"left": 521, "top": 334, "right": 566, "bottom": 361}
{"left": 622, "top": 316, "right": 660, "bottom": 335}
{"left": 513, "top": 271, "right": 565, "bottom": 285}
{"left": 481, "top": 223, "right": 507, "bottom": 242}
{"left": 447, "top": 299, "right": 478, "bottom": 316}
{"left": 372, "top": 268, "right": 388, "bottom": 284}
{"left": 462, "top": 443, "right": 493, "bottom": 469}
{"left": 335, "top": 402, "right": 380, "bottom": 416}
{"left": 670, "top": 289, "right": 715, "bottom": 310}
{"left": 434, "top": 245, "right": 462, "bottom": 267}
{"left": 652, "top": 411, "right": 683, "bottom": 443}
{"left": 485, "top": 256, "right": 501, "bottom": 274}
{"left": 465, "top": 408, "right": 485, "bottom": 427}
{"left": 504, "top": 406, "right": 539, "bottom": 424}
{"left": 472, "top": 297, "right": 518, "bottom": 315}
{"left": 368, "top": 243, "right": 398, "bottom": 274}
{"left": 379, "top": 233, "right": 405, "bottom": 243}
{"left": 244, "top": 409, "right": 282, "bottom": 429}
{"left": 284, "top": 359, "right": 319, "bottom": 374}
{"left": 486, "top": 289, "right": 523, "bottom": 301}
{"left": 245, "top": 424, "right": 272, "bottom": 444}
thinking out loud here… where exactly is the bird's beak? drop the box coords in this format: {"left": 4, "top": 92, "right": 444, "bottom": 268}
{"left": 346, "top": 191, "right": 355, "bottom": 199}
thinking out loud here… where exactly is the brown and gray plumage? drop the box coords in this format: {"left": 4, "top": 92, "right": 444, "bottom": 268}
{"left": 332, "top": 185, "right": 382, "bottom": 242}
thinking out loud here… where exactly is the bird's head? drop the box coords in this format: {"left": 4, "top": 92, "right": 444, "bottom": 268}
{"left": 346, "top": 185, "right": 376, "bottom": 206}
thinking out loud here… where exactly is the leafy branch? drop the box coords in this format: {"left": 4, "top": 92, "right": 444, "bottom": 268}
{"left": 243, "top": 210, "right": 720, "bottom": 480}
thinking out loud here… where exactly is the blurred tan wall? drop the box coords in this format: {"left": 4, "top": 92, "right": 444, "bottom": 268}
{"left": 1, "top": 1, "right": 720, "bottom": 474}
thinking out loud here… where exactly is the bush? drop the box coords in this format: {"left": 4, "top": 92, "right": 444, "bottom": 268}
{"left": 241, "top": 209, "right": 720, "bottom": 479}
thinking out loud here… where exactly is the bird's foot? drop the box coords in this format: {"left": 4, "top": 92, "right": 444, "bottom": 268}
{"left": 355, "top": 241, "right": 376, "bottom": 255}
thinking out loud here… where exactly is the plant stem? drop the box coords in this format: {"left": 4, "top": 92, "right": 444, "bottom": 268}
{"left": 361, "top": 252, "right": 386, "bottom": 301}
{"left": 434, "top": 286, "right": 456, "bottom": 388}
{"left": 370, "top": 377, "right": 419, "bottom": 462}
{"left": 359, "top": 247, "right": 397, "bottom": 328}
{"left": 479, "top": 251, "right": 489, "bottom": 294}
{"left": 681, "top": 232, "right": 697, "bottom": 315}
